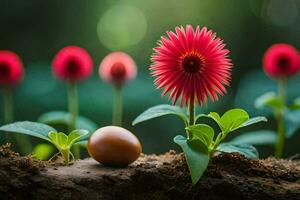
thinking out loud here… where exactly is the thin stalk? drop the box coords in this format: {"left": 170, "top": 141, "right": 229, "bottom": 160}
{"left": 3, "top": 89, "right": 31, "bottom": 154}
{"left": 274, "top": 78, "right": 286, "bottom": 158}
{"left": 187, "top": 99, "right": 195, "bottom": 139}
{"left": 112, "top": 85, "right": 123, "bottom": 126}
{"left": 67, "top": 83, "right": 79, "bottom": 158}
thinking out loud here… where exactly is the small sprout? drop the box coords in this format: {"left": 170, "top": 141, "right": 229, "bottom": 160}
{"left": 0, "top": 121, "right": 89, "bottom": 165}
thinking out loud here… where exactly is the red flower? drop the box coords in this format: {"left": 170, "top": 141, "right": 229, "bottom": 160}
{"left": 0, "top": 50, "right": 24, "bottom": 86}
{"left": 52, "top": 46, "right": 93, "bottom": 82}
{"left": 150, "top": 25, "right": 232, "bottom": 106}
{"left": 99, "top": 52, "right": 137, "bottom": 86}
{"left": 263, "top": 43, "right": 300, "bottom": 78}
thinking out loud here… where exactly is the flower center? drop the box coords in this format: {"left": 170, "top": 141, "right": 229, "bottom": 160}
{"left": 277, "top": 56, "right": 290, "bottom": 69}
{"left": 182, "top": 55, "right": 203, "bottom": 74}
{"left": 65, "top": 59, "right": 80, "bottom": 75}
{"left": 0, "top": 63, "right": 10, "bottom": 78}
{"left": 110, "top": 62, "right": 126, "bottom": 82}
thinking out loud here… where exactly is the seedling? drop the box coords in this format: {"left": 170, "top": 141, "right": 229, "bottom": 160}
{"left": 0, "top": 121, "right": 89, "bottom": 165}
{"left": 133, "top": 106, "right": 266, "bottom": 184}
{"left": 133, "top": 25, "right": 267, "bottom": 184}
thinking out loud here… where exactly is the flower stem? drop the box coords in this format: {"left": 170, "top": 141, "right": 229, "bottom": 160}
{"left": 187, "top": 99, "right": 195, "bottom": 139}
{"left": 112, "top": 85, "right": 122, "bottom": 126}
{"left": 3, "top": 88, "right": 31, "bottom": 155}
{"left": 275, "top": 78, "right": 286, "bottom": 158}
{"left": 67, "top": 83, "right": 79, "bottom": 158}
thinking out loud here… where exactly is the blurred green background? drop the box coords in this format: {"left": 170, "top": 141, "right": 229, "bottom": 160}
{"left": 1, "top": 0, "right": 300, "bottom": 157}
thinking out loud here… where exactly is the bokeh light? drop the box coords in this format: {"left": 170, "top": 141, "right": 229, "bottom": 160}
{"left": 97, "top": 5, "right": 147, "bottom": 50}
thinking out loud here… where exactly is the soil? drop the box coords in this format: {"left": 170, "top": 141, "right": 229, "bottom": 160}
{"left": 0, "top": 144, "right": 300, "bottom": 200}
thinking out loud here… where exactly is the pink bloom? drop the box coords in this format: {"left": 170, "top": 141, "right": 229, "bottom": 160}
{"left": 150, "top": 25, "right": 232, "bottom": 107}
{"left": 0, "top": 50, "right": 24, "bottom": 86}
{"left": 99, "top": 52, "right": 137, "bottom": 86}
{"left": 52, "top": 46, "right": 93, "bottom": 82}
{"left": 263, "top": 43, "right": 300, "bottom": 78}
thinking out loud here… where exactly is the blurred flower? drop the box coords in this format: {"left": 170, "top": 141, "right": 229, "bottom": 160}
{"left": 99, "top": 52, "right": 137, "bottom": 86}
{"left": 263, "top": 43, "right": 300, "bottom": 78}
{"left": 52, "top": 46, "right": 93, "bottom": 82}
{"left": 151, "top": 25, "right": 232, "bottom": 106}
{"left": 0, "top": 50, "right": 23, "bottom": 86}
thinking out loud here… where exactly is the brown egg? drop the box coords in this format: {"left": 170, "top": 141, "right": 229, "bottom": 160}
{"left": 87, "top": 126, "right": 142, "bottom": 167}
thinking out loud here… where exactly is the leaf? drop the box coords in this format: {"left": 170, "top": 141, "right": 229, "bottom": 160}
{"left": 68, "top": 129, "right": 89, "bottom": 146}
{"left": 174, "top": 135, "right": 209, "bottom": 184}
{"left": 220, "top": 109, "right": 249, "bottom": 132}
{"left": 132, "top": 104, "right": 188, "bottom": 126}
{"left": 217, "top": 143, "right": 259, "bottom": 159}
{"left": 0, "top": 121, "right": 56, "bottom": 142}
{"left": 32, "top": 143, "right": 56, "bottom": 160}
{"left": 48, "top": 132, "right": 68, "bottom": 149}
{"left": 38, "top": 111, "right": 98, "bottom": 133}
{"left": 255, "top": 92, "right": 282, "bottom": 109}
{"left": 284, "top": 110, "right": 300, "bottom": 138}
{"left": 208, "top": 112, "right": 223, "bottom": 130}
{"left": 230, "top": 130, "right": 277, "bottom": 146}
{"left": 240, "top": 116, "right": 267, "bottom": 128}
{"left": 185, "top": 124, "right": 214, "bottom": 148}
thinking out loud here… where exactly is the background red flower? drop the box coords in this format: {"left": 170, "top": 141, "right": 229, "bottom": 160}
{"left": 263, "top": 43, "right": 300, "bottom": 78}
{"left": 52, "top": 46, "right": 93, "bottom": 82}
{"left": 99, "top": 52, "right": 137, "bottom": 86}
{"left": 0, "top": 50, "right": 24, "bottom": 86}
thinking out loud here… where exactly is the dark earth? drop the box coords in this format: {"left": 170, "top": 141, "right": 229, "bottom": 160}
{"left": 0, "top": 144, "right": 300, "bottom": 200}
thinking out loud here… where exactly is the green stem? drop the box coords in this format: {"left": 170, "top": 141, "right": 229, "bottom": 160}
{"left": 275, "top": 78, "right": 286, "bottom": 158}
{"left": 187, "top": 99, "right": 195, "bottom": 139}
{"left": 112, "top": 85, "right": 123, "bottom": 126}
{"left": 3, "top": 89, "right": 31, "bottom": 155}
{"left": 67, "top": 83, "right": 79, "bottom": 158}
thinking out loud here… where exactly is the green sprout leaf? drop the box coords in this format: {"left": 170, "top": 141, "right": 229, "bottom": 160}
{"left": 186, "top": 124, "right": 214, "bottom": 148}
{"left": 48, "top": 130, "right": 89, "bottom": 165}
{"left": 208, "top": 109, "right": 267, "bottom": 133}
{"left": 32, "top": 143, "right": 56, "bottom": 160}
{"left": 0, "top": 121, "right": 56, "bottom": 142}
{"left": 38, "top": 111, "right": 98, "bottom": 133}
{"left": 255, "top": 92, "right": 282, "bottom": 109}
{"left": 68, "top": 129, "right": 89, "bottom": 146}
{"left": 230, "top": 130, "right": 277, "bottom": 146}
{"left": 217, "top": 143, "right": 259, "bottom": 159}
{"left": 174, "top": 135, "right": 209, "bottom": 184}
{"left": 132, "top": 104, "right": 188, "bottom": 126}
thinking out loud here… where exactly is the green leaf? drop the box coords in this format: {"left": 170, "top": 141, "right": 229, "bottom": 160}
{"left": 231, "top": 130, "right": 277, "bottom": 146}
{"left": 284, "top": 110, "right": 300, "bottom": 138}
{"left": 240, "top": 116, "right": 267, "bottom": 128}
{"left": 0, "top": 121, "right": 56, "bottom": 142}
{"left": 68, "top": 129, "right": 89, "bottom": 146}
{"left": 255, "top": 92, "right": 282, "bottom": 109}
{"left": 186, "top": 124, "right": 214, "bottom": 148}
{"left": 220, "top": 109, "right": 249, "bottom": 132}
{"left": 32, "top": 143, "right": 56, "bottom": 160}
{"left": 38, "top": 111, "right": 98, "bottom": 133}
{"left": 174, "top": 135, "right": 209, "bottom": 184}
{"left": 132, "top": 104, "right": 188, "bottom": 126}
{"left": 48, "top": 132, "right": 68, "bottom": 149}
{"left": 217, "top": 143, "right": 259, "bottom": 159}
{"left": 208, "top": 112, "right": 223, "bottom": 130}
